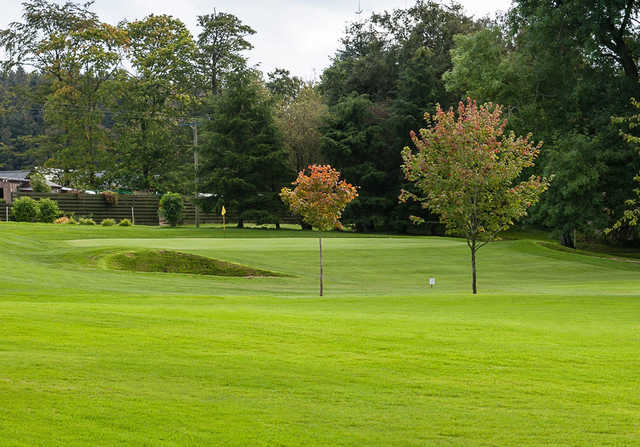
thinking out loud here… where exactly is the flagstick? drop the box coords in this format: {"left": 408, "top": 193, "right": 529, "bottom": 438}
{"left": 221, "top": 205, "right": 226, "bottom": 231}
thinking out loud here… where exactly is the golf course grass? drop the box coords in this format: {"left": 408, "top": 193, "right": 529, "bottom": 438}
{"left": 1, "top": 222, "right": 639, "bottom": 446}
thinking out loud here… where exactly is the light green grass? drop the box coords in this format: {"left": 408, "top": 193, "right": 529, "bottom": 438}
{"left": 1, "top": 222, "right": 639, "bottom": 446}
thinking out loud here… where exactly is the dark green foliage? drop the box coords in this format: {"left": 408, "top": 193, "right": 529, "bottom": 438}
{"left": 159, "top": 192, "right": 184, "bottom": 227}
{"left": 510, "top": 0, "right": 640, "bottom": 85}
{"left": 11, "top": 196, "right": 39, "bottom": 222}
{"left": 108, "top": 15, "right": 196, "bottom": 193}
{"left": 0, "top": 68, "right": 48, "bottom": 170}
{"left": 266, "top": 68, "right": 303, "bottom": 103}
{"left": 0, "top": 0, "right": 129, "bottom": 189}
{"left": 321, "top": 95, "right": 397, "bottom": 232}
{"left": 530, "top": 133, "right": 636, "bottom": 245}
{"left": 0, "top": 3, "right": 198, "bottom": 191}
{"left": 441, "top": 0, "right": 640, "bottom": 245}
{"left": 320, "top": 21, "right": 396, "bottom": 105}
{"left": 320, "top": 1, "right": 475, "bottom": 105}
{"left": 200, "top": 70, "right": 290, "bottom": 228}
{"left": 196, "top": 12, "right": 255, "bottom": 95}
{"left": 37, "top": 197, "right": 60, "bottom": 223}
{"left": 241, "top": 209, "right": 281, "bottom": 227}
{"left": 106, "top": 249, "right": 284, "bottom": 277}
{"left": 319, "top": 1, "right": 476, "bottom": 232}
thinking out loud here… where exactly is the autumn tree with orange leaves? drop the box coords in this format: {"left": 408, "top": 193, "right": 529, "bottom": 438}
{"left": 400, "top": 99, "right": 550, "bottom": 294}
{"left": 280, "top": 164, "right": 358, "bottom": 296}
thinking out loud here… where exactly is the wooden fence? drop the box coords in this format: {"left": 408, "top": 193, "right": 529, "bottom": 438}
{"left": 13, "top": 192, "right": 160, "bottom": 226}
{"left": 182, "top": 201, "right": 229, "bottom": 225}
{"left": 9, "top": 192, "right": 301, "bottom": 227}
{"left": 181, "top": 201, "right": 300, "bottom": 226}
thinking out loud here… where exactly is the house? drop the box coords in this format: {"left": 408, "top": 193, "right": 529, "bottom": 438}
{"left": 0, "top": 171, "right": 29, "bottom": 204}
{"left": 0, "top": 169, "right": 66, "bottom": 204}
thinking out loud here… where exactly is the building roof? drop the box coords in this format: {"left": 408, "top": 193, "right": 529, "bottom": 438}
{"left": 0, "top": 169, "right": 64, "bottom": 189}
{"left": 0, "top": 170, "right": 30, "bottom": 182}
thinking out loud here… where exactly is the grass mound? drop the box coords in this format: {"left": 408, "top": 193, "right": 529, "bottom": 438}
{"left": 105, "top": 249, "right": 284, "bottom": 277}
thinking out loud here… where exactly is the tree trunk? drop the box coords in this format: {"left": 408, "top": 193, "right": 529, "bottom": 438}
{"left": 319, "top": 233, "right": 323, "bottom": 297}
{"left": 471, "top": 243, "right": 477, "bottom": 295}
{"left": 275, "top": 222, "right": 280, "bottom": 230}
{"left": 237, "top": 218, "right": 244, "bottom": 229}
{"left": 608, "top": 19, "right": 639, "bottom": 84}
{"left": 299, "top": 217, "right": 312, "bottom": 230}
{"left": 211, "top": 61, "right": 218, "bottom": 95}
{"left": 561, "top": 230, "right": 575, "bottom": 249}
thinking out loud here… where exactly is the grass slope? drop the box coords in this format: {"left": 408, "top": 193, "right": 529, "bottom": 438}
{"left": 0, "top": 222, "right": 639, "bottom": 446}
{"left": 105, "top": 249, "right": 284, "bottom": 277}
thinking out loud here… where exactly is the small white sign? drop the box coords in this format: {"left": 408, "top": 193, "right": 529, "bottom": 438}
{"left": 429, "top": 277, "right": 435, "bottom": 287}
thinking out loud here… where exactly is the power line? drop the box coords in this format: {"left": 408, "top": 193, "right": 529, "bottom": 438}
{"left": 7, "top": 104, "right": 203, "bottom": 121}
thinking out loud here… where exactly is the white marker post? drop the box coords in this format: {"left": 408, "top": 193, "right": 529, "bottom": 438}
{"left": 429, "top": 277, "right": 435, "bottom": 288}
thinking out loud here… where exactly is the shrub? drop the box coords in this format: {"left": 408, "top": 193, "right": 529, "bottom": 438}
{"left": 38, "top": 198, "right": 61, "bottom": 223}
{"left": 67, "top": 217, "right": 78, "bottom": 224}
{"left": 11, "top": 196, "right": 39, "bottom": 222}
{"left": 78, "top": 217, "right": 96, "bottom": 225}
{"left": 159, "top": 192, "right": 184, "bottom": 227}
{"left": 0, "top": 198, "right": 7, "bottom": 207}
{"left": 54, "top": 216, "right": 70, "bottom": 224}
{"left": 242, "top": 209, "right": 278, "bottom": 226}
{"left": 118, "top": 218, "right": 132, "bottom": 226}
{"left": 101, "top": 218, "right": 116, "bottom": 226}
{"left": 29, "top": 172, "right": 50, "bottom": 193}
{"left": 102, "top": 191, "right": 118, "bottom": 206}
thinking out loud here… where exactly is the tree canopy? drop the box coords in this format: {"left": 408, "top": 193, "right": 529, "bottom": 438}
{"left": 1, "top": 0, "right": 640, "bottom": 244}
{"left": 199, "top": 70, "right": 290, "bottom": 227}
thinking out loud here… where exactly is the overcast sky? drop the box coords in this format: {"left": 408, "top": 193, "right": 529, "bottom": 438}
{"left": 2, "top": 0, "right": 512, "bottom": 80}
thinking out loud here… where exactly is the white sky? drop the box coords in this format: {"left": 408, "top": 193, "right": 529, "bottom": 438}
{"left": 1, "top": 0, "right": 512, "bottom": 80}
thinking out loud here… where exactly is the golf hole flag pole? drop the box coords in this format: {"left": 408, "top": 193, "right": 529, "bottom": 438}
{"left": 221, "top": 205, "right": 226, "bottom": 230}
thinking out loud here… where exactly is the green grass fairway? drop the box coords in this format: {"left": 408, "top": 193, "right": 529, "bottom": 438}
{"left": 1, "top": 223, "right": 639, "bottom": 446}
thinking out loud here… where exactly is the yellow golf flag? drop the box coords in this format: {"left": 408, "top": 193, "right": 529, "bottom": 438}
{"left": 221, "top": 205, "right": 226, "bottom": 216}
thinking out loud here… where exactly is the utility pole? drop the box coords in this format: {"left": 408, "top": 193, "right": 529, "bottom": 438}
{"left": 181, "top": 120, "right": 200, "bottom": 228}
{"left": 192, "top": 122, "right": 199, "bottom": 228}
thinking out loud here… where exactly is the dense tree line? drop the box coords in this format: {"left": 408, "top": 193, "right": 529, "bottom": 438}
{"left": 0, "top": 67, "right": 47, "bottom": 169}
{"left": 319, "top": 1, "right": 479, "bottom": 232}
{"left": 3, "top": 0, "right": 640, "bottom": 243}
{"left": 319, "top": 0, "right": 640, "bottom": 243}
{"left": 445, "top": 0, "right": 640, "bottom": 246}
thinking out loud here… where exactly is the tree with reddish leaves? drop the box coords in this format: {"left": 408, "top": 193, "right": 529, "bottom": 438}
{"left": 280, "top": 164, "right": 358, "bottom": 296}
{"left": 400, "top": 98, "right": 550, "bottom": 294}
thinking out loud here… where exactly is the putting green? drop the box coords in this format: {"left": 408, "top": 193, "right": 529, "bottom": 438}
{"left": 65, "top": 235, "right": 640, "bottom": 296}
